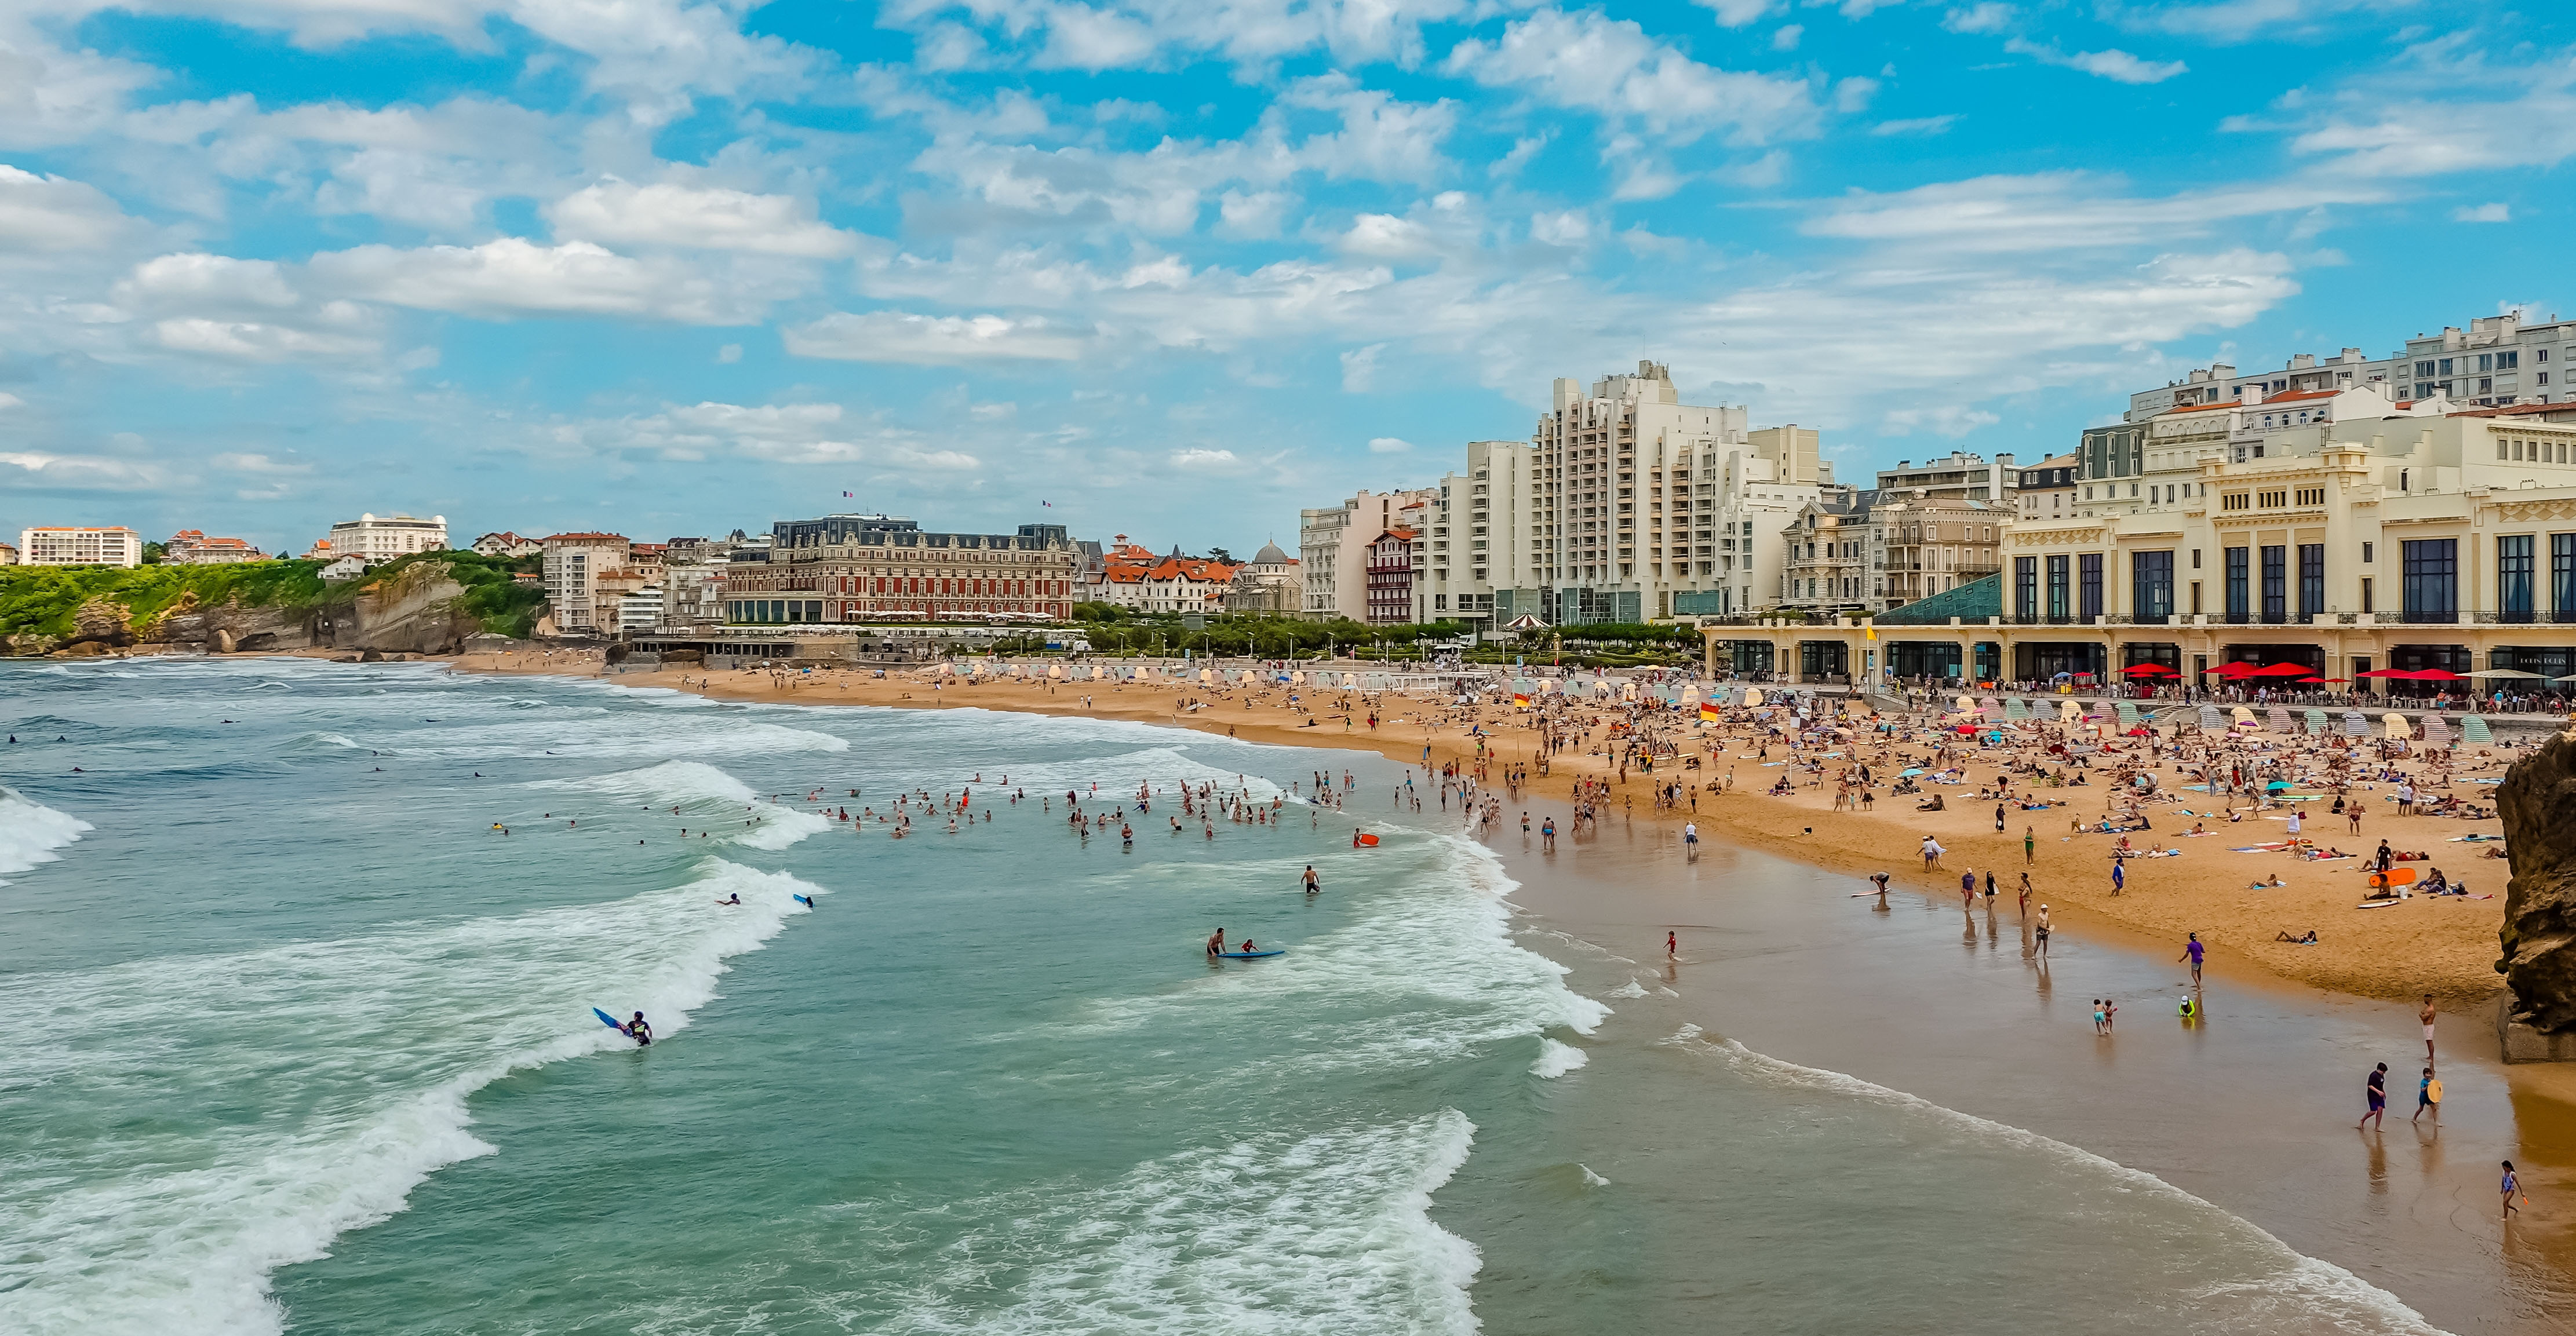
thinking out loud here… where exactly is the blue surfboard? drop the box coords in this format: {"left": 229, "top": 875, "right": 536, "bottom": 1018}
{"left": 593, "top": 1008, "right": 623, "bottom": 1030}
{"left": 1217, "top": 950, "right": 1285, "bottom": 959}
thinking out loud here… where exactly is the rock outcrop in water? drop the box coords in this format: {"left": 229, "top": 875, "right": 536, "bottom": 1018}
{"left": 2497, "top": 731, "right": 2576, "bottom": 1052}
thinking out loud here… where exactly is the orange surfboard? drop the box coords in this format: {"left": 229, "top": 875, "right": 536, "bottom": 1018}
{"left": 2367, "top": 867, "right": 2417, "bottom": 889}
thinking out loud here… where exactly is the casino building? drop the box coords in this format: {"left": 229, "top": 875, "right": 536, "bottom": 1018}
{"left": 722, "top": 514, "right": 1081, "bottom": 625}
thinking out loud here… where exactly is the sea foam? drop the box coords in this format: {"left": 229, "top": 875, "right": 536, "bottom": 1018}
{"left": 0, "top": 787, "right": 93, "bottom": 886}
{"left": 0, "top": 858, "right": 821, "bottom": 1336}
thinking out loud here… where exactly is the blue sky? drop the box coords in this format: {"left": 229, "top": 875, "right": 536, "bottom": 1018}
{"left": 1, "top": 0, "right": 2571, "bottom": 556}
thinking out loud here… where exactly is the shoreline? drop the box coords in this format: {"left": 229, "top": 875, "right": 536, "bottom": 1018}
{"left": 400, "top": 647, "right": 2516, "bottom": 1014}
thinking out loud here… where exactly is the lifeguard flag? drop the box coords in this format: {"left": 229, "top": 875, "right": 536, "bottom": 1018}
{"left": 1513, "top": 692, "right": 1531, "bottom": 708}
{"left": 1700, "top": 702, "right": 1719, "bottom": 722}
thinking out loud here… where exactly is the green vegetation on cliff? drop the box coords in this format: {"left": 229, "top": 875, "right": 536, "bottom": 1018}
{"left": 0, "top": 550, "right": 545, "bottom": 642}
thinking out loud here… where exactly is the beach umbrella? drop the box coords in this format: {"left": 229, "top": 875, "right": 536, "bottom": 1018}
{"left": 2462, "top": 714, "right": 2494, "bottom": 744}
{"left": 2294, "top": 676, "right": 2324, "bottom": 683}
{"left": 2208, "top": 661, "right": 2258, "bottom": 678}
{"left": 2409, "top": 668, "right": 2466, "bottom": 682}
{"left": 2122, "top": 662, "right": 2175, "bottom": 676}
{"left": 2467, "top": 669, "right": 2544, "bottom": 680}
{"left": 2250, "top": 662, "right": 2312, "bottom": 678}
{"left": 2382, "top": 712, "right": 2413, "bottom": 740}
{"left": 2352, "top": 667, "right": 2410, "bottom": 677}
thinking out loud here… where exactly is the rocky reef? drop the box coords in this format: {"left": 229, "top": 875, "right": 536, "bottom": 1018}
{"left": 2498, "top": 729, "right": 2576, "bottom": 1050}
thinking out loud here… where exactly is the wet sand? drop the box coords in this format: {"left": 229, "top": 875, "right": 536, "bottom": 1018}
{"left": 1481, "top": 791, "right": 2576, "bottom": 1336}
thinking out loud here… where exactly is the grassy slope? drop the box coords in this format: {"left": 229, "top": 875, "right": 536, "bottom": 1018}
{"left": 0, "top": 551, "right": 546, "bottom": 642}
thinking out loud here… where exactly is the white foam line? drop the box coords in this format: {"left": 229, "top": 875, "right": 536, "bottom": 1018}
{"left": 1660, "top": 1024, "right": 2452, "bottom": 1335}
{"left": 0, "top": 787, "right": 93, "bottom": 886}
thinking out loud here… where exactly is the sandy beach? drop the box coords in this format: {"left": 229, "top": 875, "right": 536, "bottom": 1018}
{"left": 442, "top": 645, "right": 2520, "bottom": 1015}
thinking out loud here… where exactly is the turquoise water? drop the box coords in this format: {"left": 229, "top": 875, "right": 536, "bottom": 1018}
{"left": 1, "top": 660, "right": 2456, "bottom": 1334}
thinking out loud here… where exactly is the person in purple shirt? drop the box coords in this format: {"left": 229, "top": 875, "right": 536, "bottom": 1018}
{"left": 2358, "top": 1063, "right": 2388, "bottom": 1131}
{"left": 2177, "top": 932, "right": 2203, "bottom": 985}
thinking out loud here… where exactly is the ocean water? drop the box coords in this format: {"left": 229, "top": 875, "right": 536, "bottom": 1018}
{"left": 0, "top": 660, "right": 2453, "bottom": 1334}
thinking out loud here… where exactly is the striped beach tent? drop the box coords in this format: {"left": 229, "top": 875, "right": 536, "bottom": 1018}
{"left": 1981, "top": 697, "right": 2003, "bottom": 720}
{"left": 2383, "top": 712, "right": 2412, "bottom": 740}
{"left": 2342, "top": 709, "right": 2369, "bottom": 736}
{"left": 2462, "top": 714, "right": 2494, "bottom": 744}
{"left": 2198, "top": 704, "right": 2225, "bottom": 731}
{"left": 2305, "top": 707, "right": 2329, "bottom": 734}
{"left": 2231, "top": 706, "right": 2258, "bottom": 729}
{"left": 2005, "top": 698, "right": 2031, "bottom": 721}
{"left": 2422, "top": 714, "right": 2452, "bottom": 746}
{"left": 2116, "top": 701, "right": 2141, "bottom": 728}
{"left": 2267, "top": 706, "right": 2293, "bottom": 733}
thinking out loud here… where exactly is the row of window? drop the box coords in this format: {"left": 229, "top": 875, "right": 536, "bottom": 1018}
{"left": 2010, "top": 536, "right": 2575, "bottom": 620}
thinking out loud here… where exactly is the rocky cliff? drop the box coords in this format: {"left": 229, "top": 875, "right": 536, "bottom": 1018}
{"left": 2498, "top": 730, "right": 2576, "bottom": 1032}
{"left": 2, "top": 554, "right": 537, "bottom": 657}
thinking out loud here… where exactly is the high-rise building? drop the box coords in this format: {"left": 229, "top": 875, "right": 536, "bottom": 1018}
{"left": 541, "top": 532, "right": 629, "bottom": 634}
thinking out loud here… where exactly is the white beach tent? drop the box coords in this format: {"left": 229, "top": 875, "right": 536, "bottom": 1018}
{"left": 2382, "top": 713, "right": 2412, "bottom": 740}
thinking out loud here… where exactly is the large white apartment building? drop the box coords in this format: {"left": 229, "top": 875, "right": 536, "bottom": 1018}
{"left": 326, "top": 513, "right": 449, "bottom": 561}
{"left": 19, "top": 525, "right": 142, "bottom": 567}
{"left": 2129, "top": 311, "right": 2571, "bottom": 422}
{"left": 1502, "top": 361, "right": 1834, "bottom": 623}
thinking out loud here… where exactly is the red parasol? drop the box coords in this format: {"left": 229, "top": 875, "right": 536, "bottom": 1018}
{"left": 2403, "top": 668, "right": 2465, "bottom": 681}
{"left": 2249, "top": 662, "right": 2313, "bottom": 677}
{"left": 2295, "top": 676, "right": 2325, "bottom": 683}
{"left": 2122, "top": 663, "right": 2176, "bottom": 676}
{"left": 2352, "top": 668, "right": 2411, "bottom": 677}
{"left": 2207, "top": 662, "right": 2258, "bottom": 677}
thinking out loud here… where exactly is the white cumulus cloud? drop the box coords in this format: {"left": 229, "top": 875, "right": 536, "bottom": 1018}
{"left": 545, "top": 178, "right": 862, "bottom": 257}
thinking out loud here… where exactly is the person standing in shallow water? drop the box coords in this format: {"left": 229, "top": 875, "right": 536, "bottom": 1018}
{"left": 2359, "top": 1063, "right": 2388, "bottom": 1131}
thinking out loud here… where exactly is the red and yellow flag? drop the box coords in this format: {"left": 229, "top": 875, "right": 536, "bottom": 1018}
{"left": 1699, "top": 702, "right": 1719, "bottom": 722}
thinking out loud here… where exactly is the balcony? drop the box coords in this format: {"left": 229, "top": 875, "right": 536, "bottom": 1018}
{"left": 2399, "top": 609, "right": 2461, "bottom": 625}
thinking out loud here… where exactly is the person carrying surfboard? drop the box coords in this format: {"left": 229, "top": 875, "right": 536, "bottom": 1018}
{"left": 625, "top": 1011, "right": 652, "bottom": 1046}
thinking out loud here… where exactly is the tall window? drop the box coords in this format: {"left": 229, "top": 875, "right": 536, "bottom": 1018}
{"left": 2553, "top": 534, "right": 2576, "bottom": 619}
{"left": 2260, "top": 545, "right": 2286, "bottom": 622}
{"left": 2500, "top": 534, "right": 2536, "bottom": 622}
{"left": 2132, "top": 550, "right": 2174, "bottom": 620}
{"left": 2225, "top": 547, "right": 2250, "bottom": 621}
{"left": 2045, "top": 554, "right": 2070, "bottom": 619}
{"left": 2078, "top": 553, "right": 2103, "bottom": 619}
{"left": 2015, "top": 556, "right": 2038, "bottom": 619}
{"left": 2401, "top": 539, "right": 2458, "bottom": 621}
{"left": 2298, "top": 544, "right": 2324, "bottom": 620}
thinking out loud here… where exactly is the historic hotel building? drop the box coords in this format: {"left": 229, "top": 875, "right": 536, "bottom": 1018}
{"left": 722, "top": 514, "right": 1080, "bottom": 625}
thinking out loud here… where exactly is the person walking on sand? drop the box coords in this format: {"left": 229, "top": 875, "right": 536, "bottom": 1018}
{"left": 2024, "top": 825, "right": 2036, "bottom": 866}
{"left": 2111, "top": 857, "right": 2126, "bottom": 897}
{"left": 2017, "top": 871, "right": 2032, "bottom": 916}
{"left": 1962, "top": 870, "right": 1977, "bottom": 910}
{"left": 2413, "top": 1067, "right": 2442, "bottom": 1124}
{"left": 2034, "top": 904, "right": 2052, "bottom": 958}
{"left": 2421, "top": 994, "right": 2439, "bottom": 1064}
{"left": 1922, "top": 835, "right": 1945, "bottom": 871}
{"left": 2359, "top": 1063, "right": 2389, "bottom": 1131}
{"left": 2178, "top": 932, "right": 2203, "bottom": 987}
